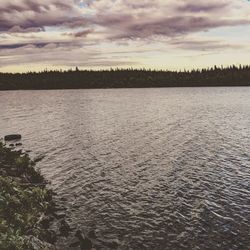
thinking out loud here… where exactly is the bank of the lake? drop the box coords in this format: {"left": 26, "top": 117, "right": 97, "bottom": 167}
{"left": 0, "top": 141, "right": 60, "bottom": 250}
{"left": 1, "top": 66, "right": 250, "bottom": 90}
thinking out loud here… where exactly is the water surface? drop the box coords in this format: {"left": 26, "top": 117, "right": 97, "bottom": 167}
{"left": 0, "top": 88, "right": 249, "bottom": 249}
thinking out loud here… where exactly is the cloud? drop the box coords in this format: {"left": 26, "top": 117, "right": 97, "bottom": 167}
{"left": 88, "top": 0, "right": 250, "bottom": 40}
{"left": 7, "top": 26, "right": 45, "bottom": 33}
{"left": 1, "top": 0, "right": 250, "bottom": 37}
{"left": 0, "top": 0, "right": 83, "bottom": 31}
{"left": 0, "top": 41, "right": 136, "bottom": 69}
{"left": 1, "top": 0, "right": 250, "bottom": 70}
{"left": 176, "top": 2, "right": 229, "bottom": 13}
{"left": 64, "top": 29, "right": 94, "bottom": 38}
{"left": 169, "top": 37, "right": 244, "bottom": 51}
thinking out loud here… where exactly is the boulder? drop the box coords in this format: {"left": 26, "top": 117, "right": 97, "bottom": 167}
{"left": 43, "top": 229, "right": 57, "bottom": 244}
{"left": 59, "top": 219, "right": 71, "bottom": 237}
{"left": 39, "top": 214, "right": 54, "bottom": 228}
{"left": 34, "top": 154, "right": 46, "bottom": 163}
{"left": 75, "top": 230, "right": 93, "bottom": 250}
{"left": 4, "top": 134, "right": 22, "bottom": 141}
{"left": 25, "top": 236, "right": 55, "bottom": 250}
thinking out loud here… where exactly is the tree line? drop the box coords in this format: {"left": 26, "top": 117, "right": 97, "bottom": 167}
{"left": 0, "top": 65, "right": 250, "bottom": 90}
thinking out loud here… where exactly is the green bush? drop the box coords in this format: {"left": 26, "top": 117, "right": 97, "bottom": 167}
{"left": 0, "top": 142, "right": 55, "bottom": 250}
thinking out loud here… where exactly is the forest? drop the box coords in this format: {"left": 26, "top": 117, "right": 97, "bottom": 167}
{"left": 0, "top": 65, "right": 250, "bottom": 90}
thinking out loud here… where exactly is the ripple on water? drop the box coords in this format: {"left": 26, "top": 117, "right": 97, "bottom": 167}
{"left": 0, "top": 88, "right": 250, "bottom": 249}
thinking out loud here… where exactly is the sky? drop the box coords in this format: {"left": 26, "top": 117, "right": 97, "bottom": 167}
{"left": 0, "top": 0, "right": 250, "bottom": 72}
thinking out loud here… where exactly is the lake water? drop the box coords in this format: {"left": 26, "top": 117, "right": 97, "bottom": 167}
{"left": 0, "top": 88, "right": 249, "bottom": 249}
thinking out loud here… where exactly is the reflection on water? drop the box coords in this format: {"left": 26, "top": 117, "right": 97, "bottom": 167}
{"left": 0, "top": 88, "right": 250, "bottom": 249}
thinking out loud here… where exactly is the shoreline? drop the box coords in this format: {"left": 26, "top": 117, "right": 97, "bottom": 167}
{"left": 0, "top": 85, "right": 250, "bottom": 92}
{"left": 0, "top": 141, "right": 70, "bottom": 249}
{"left": 1, "top": 66, "right": 250, "bottom": 90}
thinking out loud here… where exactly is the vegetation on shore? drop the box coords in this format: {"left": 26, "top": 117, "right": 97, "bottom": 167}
{"left": 0, "top": 142, "right": 56, "bottom": 250}
{"left": 0, "top": 65, "right": 250, "bottom": 90}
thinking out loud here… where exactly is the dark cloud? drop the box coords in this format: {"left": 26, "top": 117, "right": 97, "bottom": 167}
{"left": 0, "top": 42, "right": 136, "bottom": 68}
{"left": 0, "top": 44, "right": 28, "bottom": 50}
{"left": 61, "top": 18, "right": 89, "bottom": 29}
{"left": 0, "top": 42, "right": 54, "bottom": 50}
{"left": 177, "top": 2, "right": 229, "bottom": 13}
{"left": 7, "top": 26, "right": 45, "bottom": 33}
{"left": 64, "top": 29, "right": 94, "bottom": 38}
{"left": 1, "top": 0, "right": 250, "bottom": 38}
{"left": 0, "top": 0, "right": 83, "bottom": 32}
{"left": 89, "top": 0, "right": 250, "bottom": 40}
{"left": 1, "top": 0, "right": 250, "bottom": 70}
{"left": 170, "top": 39, "right": 244, "bottom": 51}
{"left": 102, "top": 16, "right": 250, "bottom": 40}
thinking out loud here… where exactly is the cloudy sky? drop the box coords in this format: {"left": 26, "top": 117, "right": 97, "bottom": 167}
{"left": 1, "top": 0, "right": 250, "bottom": 72}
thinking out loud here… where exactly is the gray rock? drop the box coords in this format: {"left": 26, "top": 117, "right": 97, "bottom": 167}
{"left": 4, "top": 134, "right": 22, "bottom": 141}
{"left": 34, "top": 154, "right": 46, "bottom": 163}
{"left": 75, "top": 230, "right": 93, "bottom": 250}
{"left": 44, "top": 229, "right": 57, "bottom": 244}
{"left": 25, "top": 236, "right": 55, "bottom": 250}
{"left": 39, "top": 215, "right": 54, "bottom": 228}
{"left": 59, "top": 219, "right": 71, "bottom": 237}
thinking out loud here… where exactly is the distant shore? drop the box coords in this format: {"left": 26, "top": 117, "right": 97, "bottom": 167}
{"left": 0, "top": 65, "right": 250, "bottom": 90}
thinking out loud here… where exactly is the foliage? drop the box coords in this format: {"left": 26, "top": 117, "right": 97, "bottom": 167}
{"left": 0, "top": 142, "right": 54, "bottom": 250}
{"left": 0, "top": 65, "right": 250, "bottom": 90}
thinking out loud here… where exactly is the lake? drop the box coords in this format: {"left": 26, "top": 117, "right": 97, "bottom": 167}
{"left": 0, "top": 87, "right": 249, "bottom": 249}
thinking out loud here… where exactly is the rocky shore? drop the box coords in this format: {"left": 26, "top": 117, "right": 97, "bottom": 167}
{"left": 0, "top": 141, "right": 69, "bottom": 250}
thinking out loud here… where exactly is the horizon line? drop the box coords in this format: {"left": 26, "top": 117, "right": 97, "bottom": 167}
{"left": 1, "top": 64, "right": 249, "bottom": 74}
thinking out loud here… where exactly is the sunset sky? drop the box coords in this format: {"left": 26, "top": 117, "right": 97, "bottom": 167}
{"left": 1, "top": 0, "right": 250, "bottom": 72}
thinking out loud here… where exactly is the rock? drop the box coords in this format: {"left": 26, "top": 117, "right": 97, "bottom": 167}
{"left": 59, "top": 219, "right": 71, "bottom": 237}
{"left": 9, "top": 144, "right": 15, "bottom": 147}
{"left": 25, "top": 236, "right": 55, "bottom": 250}
{"left": 75, "top": 230, "right": 93, "bottom": 250}
{"left": 39, "top": 215, "right": 54, "bottom": 228}
{"left": 34, "top": 154, "right": 46, "bottom": 163}
{"left": 43, "top": 229, "right": 57, "bottom": 244}
{"left": 15, "top": 142, "right": 23, "bottom": 146}
{"left": 4, "top": 134, "right": 22, "bottom": 141}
